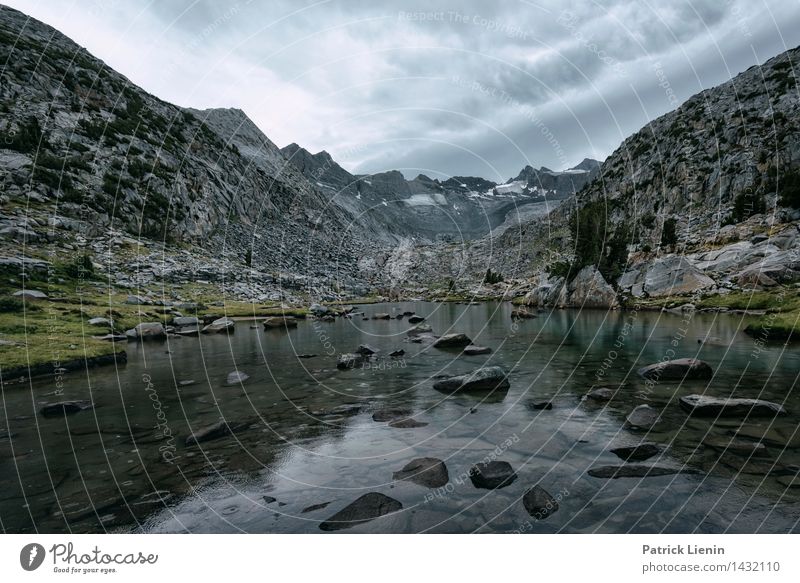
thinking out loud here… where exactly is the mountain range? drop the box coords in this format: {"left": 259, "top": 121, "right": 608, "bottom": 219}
{"left": 1, "top": 5, "right": 799, "bottom": 312}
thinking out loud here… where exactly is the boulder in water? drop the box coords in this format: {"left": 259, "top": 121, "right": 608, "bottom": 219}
{"left": 392, "top": 457, "right": 449, "bottom": 488}
{"left": 319, "top": 492, "right": 402, "bottom": 531}
{"left": 469, "top": 461, "right": 517, "bottom": 489}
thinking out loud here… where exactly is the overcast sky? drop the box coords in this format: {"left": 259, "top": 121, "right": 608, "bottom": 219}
{"left": 7, "top": 0, "right": 800, "bottom": 180}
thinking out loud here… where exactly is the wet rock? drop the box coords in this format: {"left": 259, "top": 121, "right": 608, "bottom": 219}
{"left": 174, "top": 326, "right": 200, "bottom": 337}
{"left": 125, "top": 322, "right": 166, "bottom": 341}
{"left": 588, "top": 465, "right": 700, "bottom": 478}
{"left": 356, "top": 344, "right": 378, "bottom": 356}
{"left": 625, "top": 405, "right": 660, "bottom": 430}
{"left": 263, "top": 316, "right": 298, "bottom": 329}
{"left": 388, "top": 418, "right": 428, "bottom": 428}
{"left": 392, "top": 457, "right": 449, "bottom": 488}
{"left": 679, "top": 395, "right": 787, "bottom": 417}
{"left": 372, "top": 313, "right": 391, "bottom": 320}
{"left": 297, "top": 353, "right": 318, "bottom": 359}
{"left": 523, "top": 485, "right": 559, "bottom": 519}
{"left": 262, "top": 496, "right": 277, "bottom": 504}
{"left": 309, "top": 303, "right": 330, "bottom": 317}
{"left": 178, "top": 380, "right": 196, "bottom": 386}
{"left": 202, "top": 317, "right": 235, "bottom": 334}
{"left": 433, "top": 333, "right": 472, "bottom": 348}
{"left": 511, "top": 307, "right": 537, "bottom": 319}
{"left": 702, "top": 435, "right": 767, "bottom": 455}
{"left": 470, "top": 461, "right": 517, "bottom": 489}
{"left": 389, "top": 349, "right": 405, "bottom": 357}
{"left": 462, "top": 345, "right": 491, "bottom": 355}
{"left": 433, "top": 366, "right": 510, "bottom": 393}
{"left": 584, "top": 387, "right": 614, "bottom": 402}
{"left": 610, "top": 443, "right": 662, "bottom": 462}
{"left": 39, "top": 400, "right": 94, "bottom": 417}
{"left": 226, "top": 370, "right": 250, "bottom": 385}
{"left": 407, "top": 323, "right": 433, "bottom": 336}
{"left": 302, "top": 501, "right": 332, "bottom": 513}
{"left": 528, "top": 401, "right": 553, "bottom": 411}
{"left": 319, "top": 492, "right": 402, "bottom": 531}
{"left": 407, "top": 315, "right": 425, "bottom": 323}
{"left": 637, "top": 358, "right": 713, "bottom": 380}
{"left": 372, "top": 408, "right": 412, "bottom": 422}
{"left": 337, "top": 353, "right": 365, "bottom": 369}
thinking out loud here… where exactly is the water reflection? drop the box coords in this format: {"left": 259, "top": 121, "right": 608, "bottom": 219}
{"left": 1, "top": 302, "right": 798, "bottom": 533}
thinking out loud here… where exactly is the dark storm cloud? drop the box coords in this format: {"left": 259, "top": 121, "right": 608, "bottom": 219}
{"left": 8, "top": 0, "right": 800, "bottom": 178}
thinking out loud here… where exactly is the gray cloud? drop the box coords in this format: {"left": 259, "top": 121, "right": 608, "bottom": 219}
{"left": 7, "top": 0, "right": 800, "bottom": 178}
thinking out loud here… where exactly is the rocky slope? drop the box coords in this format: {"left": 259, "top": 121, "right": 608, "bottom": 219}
{"left": 281, "top": 143, "right": 598, "bottom": 242}
{"left": 0, "top": 6, "right": 371, "bottom": 299}
{"left": 389, "top": 45, "right": 800, "bottom": 309}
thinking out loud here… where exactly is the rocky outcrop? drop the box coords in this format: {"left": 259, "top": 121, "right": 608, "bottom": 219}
{"left": 567, "top": 265, "right": 618, "bottom": 307}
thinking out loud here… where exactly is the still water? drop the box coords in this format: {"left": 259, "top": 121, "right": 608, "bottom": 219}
{"left": 2, "top": 302, "right": 799, "bottom": 533}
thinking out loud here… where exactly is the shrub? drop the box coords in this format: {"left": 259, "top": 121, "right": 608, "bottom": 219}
{"left": 778, "top": 167, "right": 800, "bottom": 209}
{"left": 484, "top": 268, "right": 504, "bottom": 284}
{"left": 660, "top": 217, "right": 678, "bottom": 247}
{"left": 4, "top": 116, "right": 47, "bottom": 153}
{"left": 64, "top": 254, "right": 95, "bottom": 279}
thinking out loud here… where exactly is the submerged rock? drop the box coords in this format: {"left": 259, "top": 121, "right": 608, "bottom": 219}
{"left": 637, "top": 358, "right": 713, "bottom": 380}
{"left": 433, "top": 366, "right": 510, "bottom": 393}
{"left": 523, "top": 485, "right": 559, "bottom": 519}
{"left": 433, "top": 333, "right": 473, "bottom": 348}
{"left": 392, "top": 457, "right": 449, "bottom": 488}
{"left": 679, "top": 395, "right": 787, "bottom": 417}
{"left": 226, "top": 370, "right": 250, "bottom": 385}
{"left": 388, "top": 418, "right": 428, "bottom": 428}
{"left": 302, "top": 501, "right": 332, "bottom": 513}
{"left": 337, "top": 353, "right": 365, "bottom": 369}
{"left": 588, "top": 465, "right": 700, "bottom": 478}
{"left": 469, "top": 461, "right": 517, "bottom": 489}
{"left": 610, "top": 443, "right": 662, "bottom": 462}
{"left": 356, "top": 344, "right": 378, "bottom": 355}
{"left": 40, "top": 400, "right": 94, "bottom": 417}
{"left": 185, "top": 419, "right": 251, "bottom": 446}
{"left": 462, "top": 345, "right": 492, "bottom": 355}
{"left": 372, "top": 313, "right": 391, "bottom": 320}
{"left": 702, "top": 435, "right": 767, "bottom": 455}
{"left": 528, "top": 401, "right": 554, "bottom": 411}
{"left": 407, "top": 315, "right": 425, "bottom": 323}
{"left": 625, "top": 405, "right": 660, "bottom": 430}
{"left": 372, "top": 408, "right": 412, "bottom": 422}
{"left": 511, "top": 307, "right": 537, "bottom": 319}
{"left": 319, "top": 492, "right": 402, "bottom": 531}
{"left": 263, "top": 316, "right": 298, "bottom": 329}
